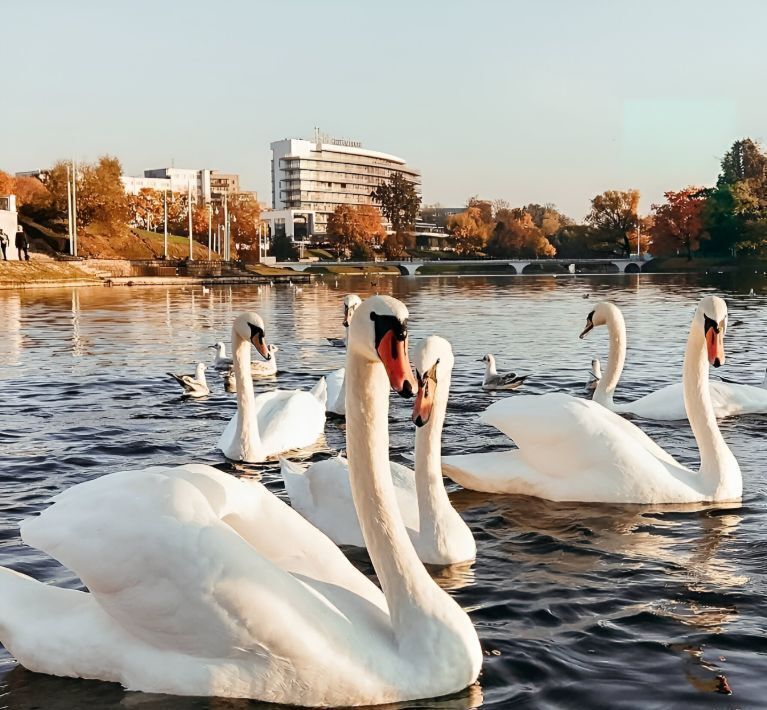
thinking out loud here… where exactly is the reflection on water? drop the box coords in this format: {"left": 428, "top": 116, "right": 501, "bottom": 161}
{"left": 1, "top": 273, "right": 766, "bottom": 709}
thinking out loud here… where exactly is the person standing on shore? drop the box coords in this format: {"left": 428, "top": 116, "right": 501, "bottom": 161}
{"left": 0, "top": 230, "right": 8, "bottom": 260}
{"left": 15, "top": 226, "right": 29, "bottom": 261}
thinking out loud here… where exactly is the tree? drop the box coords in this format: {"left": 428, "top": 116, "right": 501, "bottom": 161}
{"left": 466, "top": 196, "right": 493, "bottom": 226}
{"left": 76, "top": 156, "right": 129, "bottom": 236}
{"left": 650, "top": 188, "right": 708, "bottom": 259}
{"left": 227, "top": 193, "right": 262, "bottom": 259}
{"left": 326, "top": 204, "right": 384, "bottom": 258}
{"left": 523, "top": 203, "right": 573, "bottom": 237}
{"left": 586, "top": 189, "right": 640, "bottom": 256}
{"left": 271, "top": 232, "right": 298, "bottom": 260}
{"left": 127, "top": 188, "right": 165, "bottom": 231}
{"left": 371, "top": 173, "right": 420, "bottom": 234}
{"left": 446, "top": 206, "right": 492, "bottom": 255}
{"left": 382, "top": 232, "right": 406, "bottom": 259}
{"left": 487, "top": 209, "right": 556, "bottom": 258}
{"left": 718, "top": 139, "right": 767, "bottom": 186}
{"left": 0, "top": 171, "right": 50, "bottom": 219}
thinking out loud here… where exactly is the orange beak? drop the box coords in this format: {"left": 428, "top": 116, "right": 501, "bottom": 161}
{"left": 412, "top": 377, "right": 434, "bottom": 426}
{"left": 706, "top": 326, "right": 725, "bottom": 367}
{"left": 252, "top": 336, "right": 271, "bottom": 360}
{"left": 376, "top": 330, "right": 416, "bottom": 397}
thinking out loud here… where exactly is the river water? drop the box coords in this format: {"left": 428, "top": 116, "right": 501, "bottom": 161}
{"left": 0, "top": 274, "right": 765, "bottom": 709}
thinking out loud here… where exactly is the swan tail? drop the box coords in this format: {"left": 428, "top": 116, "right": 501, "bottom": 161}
{"left": 311, "top": 376, "right": 328, "bottom": 406}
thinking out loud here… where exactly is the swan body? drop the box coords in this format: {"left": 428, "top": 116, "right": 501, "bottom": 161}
{"left": 0, "top": 295, "right": 481, "bottom": 705}
{"left": 584, "top": 301, "right": 767, "bottom": 420}
{"left": 480, "top": 353, "right": 527, "bottom": 391}
{"left": 167, "top": 362, "right": 209, "bottom": 398}
{"left": 443, "top": 296, "right": 741, "bottom": 504}
{"left": 217, "top": 313, "right": 326, "bottom": 463}
{"left": 210, "top": 341, "right": 233, "bottom": 370}
{"left": 281, "top": 337, "right": 476, "bottom": 565}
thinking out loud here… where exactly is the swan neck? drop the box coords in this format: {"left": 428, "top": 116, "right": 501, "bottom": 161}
{"left": 233, "top": 330, "right": 262, "bottom": 454}
{"left": 345, "top": 351, "right": 442, "bottom": 627}
{"left": 593, "top": 309, "right": 626, "bottom": 408}
{"left": 414, "top": 375, "right": 453, "bottom": 544}
{"left": 683, "top": 323, "right": 739, "bottom": 495}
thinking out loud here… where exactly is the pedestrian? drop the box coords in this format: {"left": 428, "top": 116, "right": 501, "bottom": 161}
{"left": 15, "top": 226, "right": 29, "bottom": 261}
{"left": 0, "top": 229, "right": 8, "bottom": 261}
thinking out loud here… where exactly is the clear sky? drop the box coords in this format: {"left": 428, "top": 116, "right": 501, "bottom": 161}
{"left": 4, "top": 0, "right": 766, "bottom": 219}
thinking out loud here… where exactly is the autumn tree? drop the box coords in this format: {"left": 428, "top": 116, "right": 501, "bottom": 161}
{"left": 75, "top": 156, "right": 129, "bottom": 236}
{"left": 523, "top": 203, "right": 573, "bottom": 237}
{"left": 227, "top": 193, "right": 262, "bottom": 260}
{"left": 382, "top": 232, "right": 407, "bottom": 259}
{"left": 650, "top": 188, "right": 708, "bottom": 259}
{"left": 0, "top": 171, "right": 50, "bottom": 219}
{"left": 585, "top": 189, "right": 640, "bottom": 256}
{"left": 326, "top": 204, "right": 385, "bottom": 258}
{"left": 371, "top": 173, "right": 420, "bottom": 235}
{"left": 446, "top": 206, "right": 492, "bottom": 255}
{"left": 487, "top": 209, "right": 556, "bottom": 258}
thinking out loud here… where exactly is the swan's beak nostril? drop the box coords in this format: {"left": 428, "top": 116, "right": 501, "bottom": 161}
{"left": 401, "top": 380, "right": 414, "bottom": 398}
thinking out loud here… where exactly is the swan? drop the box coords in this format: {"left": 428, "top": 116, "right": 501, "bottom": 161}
{"left": 581, "top": 301, "right": 767, "bottom": 420}
{"left": 167, "top": 362, "right": 209, "bottom": 398}
{"left": 217, "top": 313, "right": 326, "bottom": 463}
{"left": 442, "top": 295, "right": 741, "bottom": 504}
{"left": 326, "top": 293, "right": 361, "bottom": 348}
{"left": 326, "top": 294, "right": 362, "bottom": 415}
{"left": 281, "top": 336, "right": 476, "bottom": 565}
{"left": 480, "top": 353, "right": 527, "bottom": 391}
{"left": 210, "top": 341, "right": 233, "bottom": 370}
{"left": 0, "top": 295, "right": 482, "bottom": 705}
{"left": 585, "top": 357, "right": 601, "bottom": 392}
{"left": 250, "top": 344, "right": 278, "bottom": 378}
{"left": 718, "top": 366, "right": 767, "bottom": 388}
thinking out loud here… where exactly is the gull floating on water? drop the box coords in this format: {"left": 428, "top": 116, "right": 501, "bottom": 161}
{"left": 167, "top": 363, "right": 210, "bottom": 398}
{"left": 210, "top": 342, "right": 233, "bottom": 370}
{"left": 480, "top": 354, "right": 527, "bottom": 391}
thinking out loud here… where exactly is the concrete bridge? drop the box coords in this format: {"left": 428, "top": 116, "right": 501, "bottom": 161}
{"left": 275, "top": 257, "right": 652, "bottom": 276}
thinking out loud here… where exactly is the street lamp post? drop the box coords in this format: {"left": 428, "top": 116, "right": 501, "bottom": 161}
{"left": 66, "top": 164, "right": 74, "bottom": 255}
{"left": 187, "top": 183, "right": 193, "bottom": 261}
{"left": 207, "top": 204, "right": 212, "bottom": 260}
{"left": 163, "top": 189, "right": 168, "bottom": 259}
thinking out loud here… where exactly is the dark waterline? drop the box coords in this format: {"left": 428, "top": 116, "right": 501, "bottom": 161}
{"left": 1, "top": 273, "right": 766, "bottom": 709}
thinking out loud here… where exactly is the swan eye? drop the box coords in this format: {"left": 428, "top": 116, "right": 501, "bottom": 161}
{"left": 248, "top": 323, "right": 265, "bottom": 345}
{"left": 703, "top": 315, "right": 719, "bottom": 334}
{"left": 370, "top": 313, "right": 408, "bottom": 348}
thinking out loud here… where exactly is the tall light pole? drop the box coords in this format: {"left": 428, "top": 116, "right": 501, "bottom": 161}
{"left": 163, "top": 189, "right": 169, "bottom": 259}
{"left": 71, "top": 160, "right": 78, "bottom": 257}
{"left": 207, "top": 204, "right": 212, "bottom": 260}
{"left": 66, "top": 164, "right": 74, "bottom": 255}
{"left": 223, "top": 195, "right": 229, "bottom": 262}
{"left": 187, "top": 183, "right": 193, "bottom": 261}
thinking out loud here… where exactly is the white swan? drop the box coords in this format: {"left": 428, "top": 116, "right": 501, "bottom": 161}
{"left": 0, "top": 295, "right": 482, "bottom": 705}
{"left": 281, "top": 336, "right": 476, "bottom": 565}
{"left": 167, "top": 362, "right": 209, "bottom": 398}
{"left": 217, "top": 313, "right": 326, "bottom": 463}
{"left": 326, "top": 293, "right": 361, "bottom": 348}
{"left": 480, "top": 354, "right": 527, "bottom": 391}
{"left": 442, "top": 296, "right": 741, "bottom": 504}
{"left": 326, "top": 294, "right": 362, "bottom": 415}
{"left": 582, "top": 301, "right": 767, "bottom": 420}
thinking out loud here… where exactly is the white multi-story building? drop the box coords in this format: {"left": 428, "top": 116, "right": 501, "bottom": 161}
{"left": 266, "top": 134, "right": 421, "bottom": 239}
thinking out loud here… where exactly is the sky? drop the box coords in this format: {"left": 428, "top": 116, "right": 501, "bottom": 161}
{"left": 3, "top": 0, "right": 767, "bottom": 219}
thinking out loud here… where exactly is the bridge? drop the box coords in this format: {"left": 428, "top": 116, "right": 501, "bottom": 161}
{"left": 274, "top": 257, "right": 652, "bottom": 276}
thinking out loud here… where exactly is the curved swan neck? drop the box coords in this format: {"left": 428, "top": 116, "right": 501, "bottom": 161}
{"left": 232, "top": 330, "right": 262, "bottom": 456}
{"left": 593, "top": 308, "right": 626, "bottom": 408}
{"left": 414, "top": 373, "right": 453, "bottom": 542}
{"left": 683, "top": 323, "right": 739, "bottom": 494}
{"left": 345, "top": 353, "right": 443, "bottom": 627}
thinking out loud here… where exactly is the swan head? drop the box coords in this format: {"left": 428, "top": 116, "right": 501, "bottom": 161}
{"left": 343, "top": 294, "right": 362, "bottom": 328}
{"left": 232, "top": 312, "right": 271, "bottom": 360}
{"left": 348, "top": 295, "right": 416, "bottom": 397}
{"left": 579, "top": 301, "right": 620, "bottom": 339}
{"left": 697, "top": 295, "right": 728, "bottom": 367}
{"left": 413, "top": 336, "right": 453, "bottom": 426}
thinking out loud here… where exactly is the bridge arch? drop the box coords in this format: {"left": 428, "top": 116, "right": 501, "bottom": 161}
{"left": 623, "top": 262, "right": 641, "bottom": 273}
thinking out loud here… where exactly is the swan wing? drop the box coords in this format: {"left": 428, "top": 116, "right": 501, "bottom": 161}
{"left": 255, "top": 389, "right": 326, "bottom": 458}
{"left": 325, "top": 367, "right": 345, "bottom": 414}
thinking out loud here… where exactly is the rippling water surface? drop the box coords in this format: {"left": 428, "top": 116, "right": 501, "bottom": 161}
{"left": 1, "top": 274, "right": 766, "bottom": 709}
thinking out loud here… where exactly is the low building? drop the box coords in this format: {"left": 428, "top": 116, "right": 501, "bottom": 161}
{"left": 121, "top": 168, "right": 251, "bottom": 204}
{"left": 0, "top": 195, "right": 20, "bottom": 260}
{"left": 269, "top": 132, "right": 421, "bottom": 237}
{"left": 260, "top": 209, "right": 316, "bottom": 244}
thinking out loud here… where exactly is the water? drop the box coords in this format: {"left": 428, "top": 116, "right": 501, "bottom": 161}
{"left": 1, "top": 274, "right": 766, "bottom": 709}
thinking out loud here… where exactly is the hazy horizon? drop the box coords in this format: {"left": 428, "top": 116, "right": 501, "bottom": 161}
{"left": 4, "top": 0, "right": 766, "bottom": 219}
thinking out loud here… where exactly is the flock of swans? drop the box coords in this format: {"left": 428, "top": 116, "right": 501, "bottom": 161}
{"left": 0, "top": 290, "right": 761, "bottom": 707}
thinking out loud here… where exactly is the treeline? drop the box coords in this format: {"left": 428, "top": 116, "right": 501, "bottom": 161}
{"left": 1, "top": 156, "right": 266, "bottom": 260}
{"left": 425, "top": 138, "right": 767, "bottom": 260}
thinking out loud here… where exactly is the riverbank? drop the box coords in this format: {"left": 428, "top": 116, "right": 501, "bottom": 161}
{"left": 0, "top": 259, "right": 310, "bottom": 289}
{"left": 645, "top": 256, "right": 767, "bottom": 273}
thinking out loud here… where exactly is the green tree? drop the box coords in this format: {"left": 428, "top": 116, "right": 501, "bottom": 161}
{"left": 271, "top": 232, "right": 298, "bottom": 260}
{"left": 371, "top": 172, "right": 420, "bottom": 234}
{"left": 585, "top": 189, "right": 640, "bottom": 256}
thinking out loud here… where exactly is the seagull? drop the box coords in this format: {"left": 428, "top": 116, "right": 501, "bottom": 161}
{"left": 480, "top": 354, "right": 527, "bottom": 391}
{"left": 582, "top": 293, "right": 590, "bottom": 299}
{"left": 210, "top": 341, "right": 233, "bottom": 370}
{"left": 250, "top": 344, "right": 279, "bottom": 378}
{"left": 167, "top": 363, "right": 209, "bottom": 398}
{"left": 202, "top": 285, "right": 210, "bottom": 295}
{"left": 586, "top": 357, "right": 602, "bottom": 392}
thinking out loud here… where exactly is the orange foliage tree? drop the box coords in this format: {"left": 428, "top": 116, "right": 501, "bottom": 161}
{"left": 487, "top": 209, "right": 556, "bottom": 258}
{"left": 446, "top": 206, "right": 492, "bottom": 255}
{"left": 326, "top": 204, "right": 384, "bottom": 259}
{"left": 650, "top": 187, "right": 708, "bottom": 259}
